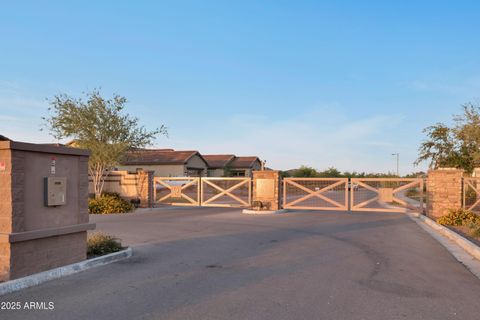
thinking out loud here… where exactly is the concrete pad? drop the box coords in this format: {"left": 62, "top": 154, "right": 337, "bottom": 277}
{"left": 3, "top": 207, "right": 480, "bottom": 320}
{"left": 242, "top": 209, "right": 287, "bottom": 214}
{"left": 406, "top": 211, "right": 480, "bottom": 279}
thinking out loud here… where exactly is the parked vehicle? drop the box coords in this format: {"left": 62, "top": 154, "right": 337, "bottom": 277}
{"left": 348, "top": 182, "right": 359, "bottom": 191}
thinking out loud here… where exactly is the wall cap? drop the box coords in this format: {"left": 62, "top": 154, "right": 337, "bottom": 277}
{"left": 0, "top": 223, "right": 96, "bottom": 243}
{"left": 0, "top": 141, "right": 90, "bottom": 156}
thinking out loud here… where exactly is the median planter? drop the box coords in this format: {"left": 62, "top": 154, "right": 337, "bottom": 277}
{"left": 0, "top": 232, "right": 129, "bottom": 295}
{"left": 0, "top": 248, "right": 132, "bottom": 296}
{"left": 436, "top": 208, "right": 480, "bottom": 247}
{"left": 87, "top": 233, "right": 124, "bottom": 258}
{"left": 408, "top": 211, "right": 480, "bottom": 262}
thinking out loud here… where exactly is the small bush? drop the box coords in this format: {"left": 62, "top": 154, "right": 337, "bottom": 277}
{"left": 87, "top": 233, "right": 123, "bottom": 257}
{"left": 469, "top": 223, "right": 480, "bottom": 238}
{"left": 437, "top": 208, "right": 480, "bottom": 226}
{"left": 89, "top": 193, "right": 135, "bottom": 214}
{"left": 465, "top": 188, "right": 477, "bottom": 206}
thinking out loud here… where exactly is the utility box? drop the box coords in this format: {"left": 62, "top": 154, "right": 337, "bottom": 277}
{"left": 0, "top": 139, "right": 95, "bottom": 282}
{"left": 44, "top": 177, "right": 67, "bottom": 206}
{"left": 252, "top": 171, "right": 281, "bottom": 211}
{"left": 255, "top": 179, "right": 275, "bottom": 200}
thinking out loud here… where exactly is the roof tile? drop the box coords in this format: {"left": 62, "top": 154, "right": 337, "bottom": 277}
{"left": 230, "top": 156, "right": 261, "bottom": 169}
{"left": 203, "top": 154, "right": 235, "bottom": 168}
{"left": 122, "top": 149, "right": 200, "bottom": 165}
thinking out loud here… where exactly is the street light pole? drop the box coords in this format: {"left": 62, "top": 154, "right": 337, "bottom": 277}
{"left": 392, "top": 153, "right": 399, "bottom": 177}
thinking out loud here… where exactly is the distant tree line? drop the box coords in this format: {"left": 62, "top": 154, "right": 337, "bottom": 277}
{"left": 281, "top": 103, "right": 480, "bottom": 179}
{"left": 280, "top": 166, "right": 425, "bottom": 179}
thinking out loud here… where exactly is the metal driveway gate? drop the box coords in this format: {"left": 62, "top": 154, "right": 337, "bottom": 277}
{"left": 201, "top": 177, "right": 251, "bottom": 208}
{"left": 463, "top": 177, "right": 480, "bottom": 214}
{"left": 283, "top": 178, "right": 348, "bottom": 211}
{"left": 154, "top": 177, "right": 201, "bottom": 206}
{"left": 350, "top": 178, "right": 424, "bottom": 213}
{"left": 154, "top": 176, "right": 425, "bottom": 212}
{"left": 154, "top": 177, "right": 251, "bottom": 208}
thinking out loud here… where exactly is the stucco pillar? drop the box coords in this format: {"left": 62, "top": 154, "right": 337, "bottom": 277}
{"left": 0, "top": 140, "right": 95, "bottom": 281}
{"left": 252, "top": 171, "right": 281, "bottom": 211}
{"left": 137, "top": 170, "right": 154, "bottom": 208}
{"left": 426, "top": 168, "right": 464, "bottom": 219}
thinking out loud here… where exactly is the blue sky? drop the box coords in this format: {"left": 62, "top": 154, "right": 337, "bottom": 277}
{"left": 1, "top": 1, "right": 480, "bottom": 174}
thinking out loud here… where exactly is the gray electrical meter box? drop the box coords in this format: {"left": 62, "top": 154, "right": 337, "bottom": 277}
{"left": 44, "top": 177, "right": 67, "bottom": 206}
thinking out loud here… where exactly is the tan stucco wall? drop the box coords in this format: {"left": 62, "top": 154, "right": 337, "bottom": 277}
{"left": 90, "top": 170, "right": 153, "bottom": 207}
{"left": 90, "top": 171, "right": 143, "bottom": 198}
{"left": 427, "top": 168, "right": 464, "bottom": 218}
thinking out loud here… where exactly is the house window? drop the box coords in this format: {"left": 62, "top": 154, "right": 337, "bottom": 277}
{"left": 187, "top": 168, "right": 205, "bottom": 177}
{"left": 232, "top": 170, "right": 246, "bottom": 177}
{"left": 207, "top": 169, "right": 216, "bottom": 177}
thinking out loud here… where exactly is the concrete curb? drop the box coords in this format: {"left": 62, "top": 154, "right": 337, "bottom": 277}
{"left": 407, "top": 212, "right": 480, "bottom": 261}
{"left": 406, "top": 212, "right": 480, "bottom": 279}
{"left": 242, "top": 209, "right": 288, "bottom": 214}
{"left": 0, "top": 247, "right": 133, "bottom": 296}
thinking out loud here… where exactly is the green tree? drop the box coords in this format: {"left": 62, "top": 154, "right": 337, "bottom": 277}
{"left": 223, "top": 165, "right": 233, "bottom": 177}
{"left": 43, "top": 89, "right": 167, "bottom": 197}
{"left": 293, "top": 165, "right": 318, "bottom": 177}
{"left": 415, "top": 103, "right": 478, "bottom": 173}
{"left": 317, "top": 167, "right": 342, "bottom": 177}
{"left": 279, "top": 170, "right": 291, "bottom": 178}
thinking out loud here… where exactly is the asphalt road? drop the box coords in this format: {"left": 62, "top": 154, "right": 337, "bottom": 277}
{"left": 2, "top": 207, "right": 480, "bottom": 320}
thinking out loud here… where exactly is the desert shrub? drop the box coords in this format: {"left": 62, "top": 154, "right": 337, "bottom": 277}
{"left": 87, "top": 233, "right": 123, "bottom": 257}
{"left": 468, "top": 223, "right": 480, "bottom": 238}
{"left": 465, "top": 188, "right": 477, "bottom": 206}
{"left": 88, "top": 192, "right": 135, "bottom": 214}
{"left": 437, "top": 208, "right": 480, "bottom": 226}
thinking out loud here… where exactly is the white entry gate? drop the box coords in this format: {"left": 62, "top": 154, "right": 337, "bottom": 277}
{"left": 154, "top": 177, "right": 251, "bottom": 208}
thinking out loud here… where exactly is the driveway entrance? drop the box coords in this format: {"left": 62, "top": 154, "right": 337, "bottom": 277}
{"left": 283, "top": 177, "right": 424, "bottom": 213}
{"left": 4, "top": 207, "right": 480, "bottom": 320}
{"left": 154, "top": 177, "right": 251, "bottom": 208}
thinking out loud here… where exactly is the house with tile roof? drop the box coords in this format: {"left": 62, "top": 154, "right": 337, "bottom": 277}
{"left": 228, "top": 156, "right": 262, "bottom": 177}
{"left": 203, "top": 154, "right": 236, "bottom": 177}
{"left": 203, "top": 154, "right": 262, "bottom": 177}
{"left": 116, "top": 149, "right": 209, "bottom": 177}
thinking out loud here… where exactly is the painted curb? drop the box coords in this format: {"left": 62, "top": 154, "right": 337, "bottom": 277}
{"left": 0, "top": 247, "right": 133, "bottom": 296}
{"left": 407, "top": 212, "right": 480, "bottom": 261}
{"left": 242, "top": 209, "right": 288, "bottom": 214}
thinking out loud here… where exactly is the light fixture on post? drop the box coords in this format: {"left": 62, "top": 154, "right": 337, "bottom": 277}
{"left": 392, "top": 153, "right": 399, "bottom": 177}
